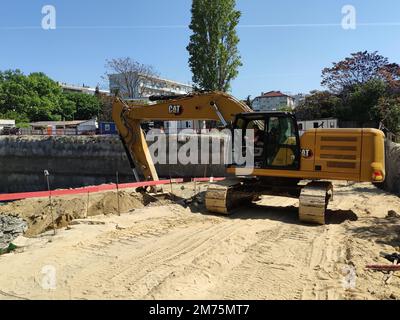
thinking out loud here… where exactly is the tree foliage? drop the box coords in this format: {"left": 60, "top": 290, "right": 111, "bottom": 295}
{"left": 339, "top": 79, "right": 387, "bottom": 124}
{"left": 321, "top": 51, "right": 400, "bottom": 94}
{"left": 0, "top": 70, "right": 66, "bottom": 122}
{"left": 63, "top": 92, "right": 101, "bottom": 120}
{"left": 376, "top": 96, "right": 400, "bottom": 134}
{"left": 295, "top": 91, "right": 341, "bottom": 120}
{"left": 187, "top": 0, "right": 242, "bottom": 91}
{"left": 0, "top": 70, "right": 101, "bottom": 124}
{"left": 308, "top": 51, "right": 400, "bottom": 134}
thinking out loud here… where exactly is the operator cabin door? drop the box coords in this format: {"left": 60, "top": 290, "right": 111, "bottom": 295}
{"left": 232, "top": 115, "right": 267, "bottom": 169}
{"left": 264, "top": 115, "right": 300, "bottom": 170}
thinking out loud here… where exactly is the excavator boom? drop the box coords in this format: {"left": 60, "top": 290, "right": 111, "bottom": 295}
{"left": 112, "top": 91, "right": 252, "bottom": 181}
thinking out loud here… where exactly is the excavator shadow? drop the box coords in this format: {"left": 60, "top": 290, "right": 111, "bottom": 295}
{"left": 347, "top": 214, "right": 400, "bottom": 247}
{"left": 334, "top": 185, "right": 388, "bottom": 196}
{"left": 180, "top": 192, "right": 358, "bottom": 226}
{"left": 227, "top": 204, "right": 358, "bottom": 226}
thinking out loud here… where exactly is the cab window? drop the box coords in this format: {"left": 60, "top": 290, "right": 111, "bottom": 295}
{"left": 265, "top": 116, "right": 299, "bottom": 168}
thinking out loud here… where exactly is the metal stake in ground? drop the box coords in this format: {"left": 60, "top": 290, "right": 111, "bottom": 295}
{"left": 44, "top": 170, "right": 56, "bottom": 235}
{"left": 86, "top": 191, "right": 90, "bottom": 219}
{"left": 168, "top": 169, "right": 173, "bottom": 197}
{"left": 116, "top": 171, "right": 120, "bottom": 216}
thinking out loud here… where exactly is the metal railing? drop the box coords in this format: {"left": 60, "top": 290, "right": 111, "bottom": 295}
{"left": 0, "top": 128, "right": 100, "bottom": 136}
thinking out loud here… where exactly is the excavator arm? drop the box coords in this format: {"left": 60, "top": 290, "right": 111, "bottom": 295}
{"left": 112, "top": 91, "right": 252, "bottom": 181}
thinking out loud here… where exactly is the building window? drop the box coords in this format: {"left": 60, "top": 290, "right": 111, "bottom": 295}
{"left": 313, "top": 122, "right": 319, "bottom": 128}
{"left": 298, "top": 123, "right": 303, "bottom": 131}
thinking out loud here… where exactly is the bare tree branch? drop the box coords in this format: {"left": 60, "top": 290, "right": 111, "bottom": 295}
{"left": 103, "top": 58, "right": 158, "bottom": 98}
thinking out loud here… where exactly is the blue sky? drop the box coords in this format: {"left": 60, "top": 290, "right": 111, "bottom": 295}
{"left": 0, "top": 0, "right": 399, "bottom": 98}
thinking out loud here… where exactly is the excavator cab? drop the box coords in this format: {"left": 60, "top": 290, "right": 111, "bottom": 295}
{"left": 232, "top": 112, "right": 301, "bottom": 170}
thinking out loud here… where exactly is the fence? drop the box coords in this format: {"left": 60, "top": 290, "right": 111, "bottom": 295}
{"left": 1, "top": 127, "right": 220, "bottom": 136}
{"left": 1, "top": 128, "right": 102, "bottom": 136}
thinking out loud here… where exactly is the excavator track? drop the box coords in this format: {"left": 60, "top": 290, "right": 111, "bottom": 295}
{"left": 299, "top": 181, "right": 333, "bottom": 225}
{"left": 205, "top": 179, "right": 257, "bottom": 214}
{"left": 206, "top": 179, "right": 333, "bottom": 224}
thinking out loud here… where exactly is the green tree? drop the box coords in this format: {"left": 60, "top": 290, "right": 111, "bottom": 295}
{"left": 25, "top": 72, "right": 65, "bottom": 121}
{"left": 295, "top": 91, "right": 341, "bottom": 120}
{"left": 0, "top": 70, "right": 30, "bottom": 115}
{"left": 0, "top": 110, "right": 29, "bottom": 125}
{"left": 320, "top": 51, "right": 400, "bottom": 131}
{"left": 187, "top": 0, "right": 242, "bottom": 91}
{"left": 376, "top": 96, "right": 400, "bottom": 134}
{"left": 338, "top": 79, "right": 387, "bottom": 125}
{"left": 0, "top": 70, "right": 72, "bottom": 122}
{"left": 63, "top": 92, "right": 101, "bottom": 120}
{"left": 0, "top": 69, "right": 102, "bottom": 124}
{"left": 321, "top": 51, "right": 400, "bottom": 94}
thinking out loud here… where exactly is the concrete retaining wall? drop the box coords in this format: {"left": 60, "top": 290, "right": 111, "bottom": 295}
{"left": 2, "top": 135, "right": 398, "bottom": 196}
{"left": 381, "top": 141, "right": 400, "bottom": 196}
{"left": 0, "top": 135, "right": 226, "bottom": 193}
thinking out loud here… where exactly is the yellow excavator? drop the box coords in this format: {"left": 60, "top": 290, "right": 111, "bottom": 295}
{"left": 112, "top": 91, "right": 385, "bottom": 224}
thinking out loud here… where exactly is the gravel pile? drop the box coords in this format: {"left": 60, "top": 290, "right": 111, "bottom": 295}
{"left": 0, "top": 215, "right": 28, "bottom": 249}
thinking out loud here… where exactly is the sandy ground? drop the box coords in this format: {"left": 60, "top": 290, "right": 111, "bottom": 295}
{"left": 0, "top": 181, "right": 399, "bottom": 300}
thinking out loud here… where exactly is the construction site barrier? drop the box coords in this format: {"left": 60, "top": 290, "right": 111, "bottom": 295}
{"left": 0, "top": 177, "right": 225, "bottom": 202}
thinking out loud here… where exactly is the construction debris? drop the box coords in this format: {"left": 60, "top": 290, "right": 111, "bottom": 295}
{"left": 387, "top": 210, "right": 400, "bottom": 219}
{"left": 365, "top": 265, "right": 400, "bottom": 271}
{"left": 381, "top": 252, "right": 400, "bottom": 263}
{"left": 0, "top": 215, "right": 28, "bottom": 250}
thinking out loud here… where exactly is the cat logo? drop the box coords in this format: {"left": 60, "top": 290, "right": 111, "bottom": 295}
{"left": 301, "top": 149, "right": 313, "bottom": 158}
{"left": 168, "top": 105, "right": 183, "bottom": 115}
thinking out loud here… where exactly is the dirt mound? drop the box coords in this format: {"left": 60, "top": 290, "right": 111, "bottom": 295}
{"left": 0, "top": 189, "right": 172, "bottom": 236}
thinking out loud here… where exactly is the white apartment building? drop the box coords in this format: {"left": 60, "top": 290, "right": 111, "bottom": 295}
{"left": 252, "top": 91, "right": 295, "bottom": 111}
{"left": 59, "top": 83, "right": 110, "bottom": 95}
{"left": 108, "top": 73, "right": 192, "bottom": 98}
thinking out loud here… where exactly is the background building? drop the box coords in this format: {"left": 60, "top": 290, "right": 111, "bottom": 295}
{"left": 291, "top": 93, "right": 308, "bottom": 107}
{"left": 252, "top": 91, "right": 295, "bottom": 111}
{"left": 108, "top": 74, "right": 192, "bottom": 99}
{"left": 59, "top": 83, "right": 110, "bottom": 95}
{"left": 0, "top": 119, "right": 16, "bottom": 132}
{"left": 29, "top": 119, "right": 98, "bottom": 135}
